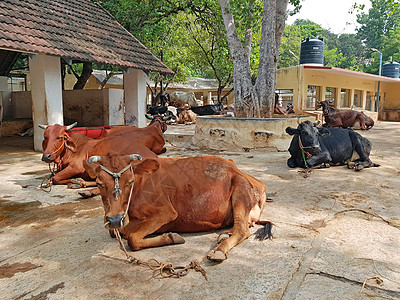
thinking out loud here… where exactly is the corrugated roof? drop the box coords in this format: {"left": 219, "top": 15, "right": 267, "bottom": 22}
{"left": 0, "top": 0, "right": 173, "bottom": 74}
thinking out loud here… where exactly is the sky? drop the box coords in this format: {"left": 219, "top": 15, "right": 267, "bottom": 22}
{"left": 286, "top": 0, "right": 372, "bottom": 35}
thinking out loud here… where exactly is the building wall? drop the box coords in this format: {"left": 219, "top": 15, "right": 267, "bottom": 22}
{"left": 276, "top": 66, "right": 400, "bottom": 119}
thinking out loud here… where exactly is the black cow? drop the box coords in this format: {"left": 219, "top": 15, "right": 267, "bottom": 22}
{"left": 147, "top": 105, "right": 168, "bottom": 115}
{"left": 191, "top": 104, "right": 224, "bottom": 116}
{"left": 286, "top": 121, "right": 379, "bottom": 171}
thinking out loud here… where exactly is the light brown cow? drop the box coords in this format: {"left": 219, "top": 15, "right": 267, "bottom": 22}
{"left": 83, "top": 154, "right": 271, "bottom": 261}
{"left": 178, "top": 109, "right": 197, "bottom": 124}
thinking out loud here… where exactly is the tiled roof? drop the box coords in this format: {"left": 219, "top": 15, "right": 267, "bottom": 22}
{"left": 0, "top": 0, "right": 173, "bottom": 74}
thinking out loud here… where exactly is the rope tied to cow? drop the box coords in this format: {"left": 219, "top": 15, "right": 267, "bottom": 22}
{"left": 39, "top": 162, "right": 60, "bottom": 192}
{"left": 113, "top": 229, "right": 208, "bottom": 280}
{"left": 298, "top": 136, "right": 312, "bottom": 169}
{"left": 99, "top": 164, "right": 132, "bottom": 198}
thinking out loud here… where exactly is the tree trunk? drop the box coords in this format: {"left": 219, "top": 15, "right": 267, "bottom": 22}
{"left": 219, "top": 0, "right": 289, "bottom": 118}
{"left": 73, "top": 62, "right": 93, "bottom": 90}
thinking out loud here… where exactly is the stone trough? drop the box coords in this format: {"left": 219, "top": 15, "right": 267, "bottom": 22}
{"left": 192, "top": 115, "right": 316, "bottom": 152}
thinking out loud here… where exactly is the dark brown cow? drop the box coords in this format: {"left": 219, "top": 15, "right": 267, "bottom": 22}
{"left": 83, "top": 154, "right": 271, "bottom": 261}
{"left": 316, "top": 100, "right": 374, "bottom": 130}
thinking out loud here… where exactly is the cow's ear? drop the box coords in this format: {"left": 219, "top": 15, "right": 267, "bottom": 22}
{"left": 64, "top": 133, "right": 77, "bottom": 153}
{"left": 134, "top": 159, "right": 160, "bottom": 175}
{"left": 83, "top": 159, "right": 101, "bottom": 179}
{"left": 317, "top": 128, "right": 331, "bottom": 136}
{"left": 286, "top": 127, "right": 299, "bottom": 135}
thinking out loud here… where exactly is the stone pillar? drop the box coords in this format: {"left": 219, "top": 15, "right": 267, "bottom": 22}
{"left": 124, "top": 68, "right": 147, "bottom": 128}
{"left": 29, "top": 54, "right": 63, "bottom": 151}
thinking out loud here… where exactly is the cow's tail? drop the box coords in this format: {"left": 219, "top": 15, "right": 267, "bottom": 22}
{"left": 254, "top": 220, "right": 273, "bottom": 241}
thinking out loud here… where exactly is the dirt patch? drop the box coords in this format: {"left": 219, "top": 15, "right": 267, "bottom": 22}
{"left": 0, "top": 262, "right": 41, "bottom": 279}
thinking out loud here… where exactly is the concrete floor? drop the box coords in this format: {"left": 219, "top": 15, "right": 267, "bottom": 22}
{"left": 0, "top": 122, "right": 400, "bottom": 299}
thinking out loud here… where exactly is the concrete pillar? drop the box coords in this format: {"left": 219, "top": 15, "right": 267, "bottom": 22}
{"left": 349, "top": 89, "right": 355, "bottom": 108}
{"left": 361, "top": 90, "right": 367, "bottom": 110}
{"left": 0, "top": 76, "right": 11, "bottom": 118}
{"left": 124, "top": 68, "right": 147, "bottom": 128}
{"left": 202, "top": 91, "right": 209, "bottom": 105}
{"left": 334, "top": 88, "right": 341, "bottom": 108}
{"left": 320, "top": 86, "right": 326, "bottom": 102}
{"left": 29, "top": 54, "right": 63, "bottom": 151}
{"left": 103, "top": 89, "right": 124, "bottom": 125}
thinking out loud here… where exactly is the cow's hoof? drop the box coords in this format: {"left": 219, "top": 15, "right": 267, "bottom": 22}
{"left": 161, "top": 147, "right": 167, "bottom": 154}
{"left": 347, "top": 162, "right": 355, "bottom": 169}
{"left": 70, "top": 178, "right": 86, "bottom": 187}
{"left": 207, "top": 250, "right": 227, "bottom": 262}
{"left": 355, "top": 164, "right": 364, "bottom": 171}
{"left": 168, "top": 233, "right": 185, "bottom": 244}
{"left": 217, "top": 233, "right": 231, "bottom": 244}
{"left": 67, "top": 182, "right": 81, "bottom": 189}
{"left": 78, "top": 190, "right": 94, "bottom": 198}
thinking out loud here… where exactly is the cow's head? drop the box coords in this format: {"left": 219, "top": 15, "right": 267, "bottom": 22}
{"left": 286, "top": 121, "right": 330, "bottom": 155}
{"left": 39, "top": 122, "right": 77, "bottom": 163}
{"left": 145, "top": 114, "right": 171, "bottom": 132}
{"left": 83, "top": 154, "right": 160, "bottom": 229}
{"left": 316, "top": 100, "right": 334, "bottom": 115}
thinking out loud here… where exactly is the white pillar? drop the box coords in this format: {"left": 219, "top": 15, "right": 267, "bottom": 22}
{"left": 208, "top": 91, "right": 213, "bottom": 104}
{"left": 123, "top": 68, "right": 147, "bottom": 128}
{"left": 103, "top": 88, "right": 124, "bottom": 125}
{"left": 29, "top": 54, "right": 63, "bottom": 151}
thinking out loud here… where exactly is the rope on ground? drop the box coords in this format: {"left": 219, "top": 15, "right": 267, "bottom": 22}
{"left": 113, "top": 229, "right": 207, "bottom": 280}
{"left": 334, "top": 209, "right": 400, "bottom": 230}
{"left": 356, "top": 258, "right": 400, "bottom": 295}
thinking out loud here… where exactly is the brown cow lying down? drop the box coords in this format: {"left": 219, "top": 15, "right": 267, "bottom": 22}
{"left": 177, "top": 108, "right": 197, "bottom": 124}
{"left": 83, "top": 154, "right": 271, "bottom": 261}
{"left": 316, "top": 100, "right": 374, "bottom": 130}
{"left": 40, "top": 123, "right": 157, "bottom": 189}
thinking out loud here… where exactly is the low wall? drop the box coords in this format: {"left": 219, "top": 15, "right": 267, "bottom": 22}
{"left": 192, "top": 115, "right": 316, "bottom": 152}
{"left": 380, "top": 110, "right": 400, "bottom": 121}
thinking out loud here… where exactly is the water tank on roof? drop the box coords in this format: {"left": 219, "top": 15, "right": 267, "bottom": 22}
{"left": 299, "top": 37, "right": 325, "bottom": 65}
{"left": 382, "top": 61, "right": 400, "bottom": 78}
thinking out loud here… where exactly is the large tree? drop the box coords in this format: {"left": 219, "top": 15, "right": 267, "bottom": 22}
{"left": 219, "top": 0, "right": 292, "bottom": 117}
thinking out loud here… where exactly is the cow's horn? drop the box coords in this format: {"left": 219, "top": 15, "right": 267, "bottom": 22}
{"left": 316, "top": 100, "right": 321, "bottom": 104}
{"left": 163, "top": 115, "right": 172, "bottom": 121}
{"left": 88, "top": 156, "right": 102, "bottom": 163}
{"left": 66, "top": 122, "right": 78, "bottom": 130}
{"left": 145, "top": 114, "right": 154, "bottom": 120}
{"left": 38, "top": 124, "right": 48, "bottom": 129}
{"left": 129, "top": 154, "right": 142, "bottom": 162}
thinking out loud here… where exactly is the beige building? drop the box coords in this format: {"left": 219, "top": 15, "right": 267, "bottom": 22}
{"left": 276, "top": 65, "right": 400, "bottom": 121}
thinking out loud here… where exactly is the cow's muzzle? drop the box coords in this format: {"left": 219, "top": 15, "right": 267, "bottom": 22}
{"left": 41, "top": 154, "right": 52, "bottom": 163}
{"left": 105, "top": 215, "right": 125, "bottom": 229}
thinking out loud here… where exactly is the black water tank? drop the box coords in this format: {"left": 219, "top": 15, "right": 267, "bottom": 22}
{"left": 299, "top": 37, "right": 325, "bottom": 65}
{"left": 382, "top": 61, "right": 400, "bottom": 78}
